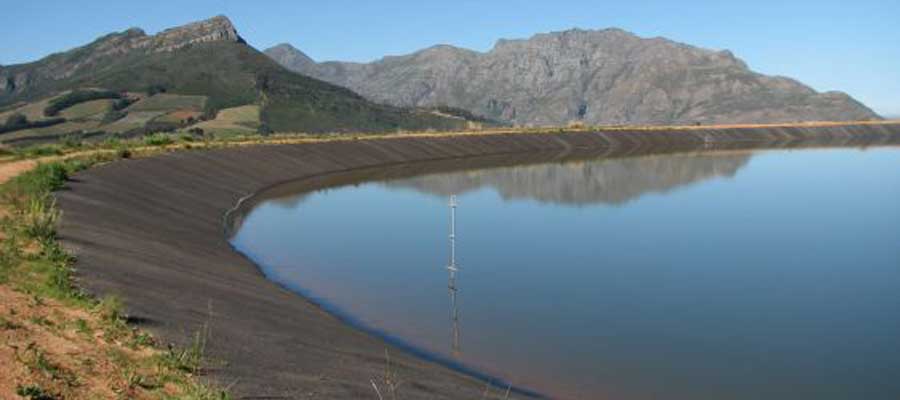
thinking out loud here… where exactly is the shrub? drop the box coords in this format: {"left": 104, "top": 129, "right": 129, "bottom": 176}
{"left": 40, "top": 243, "right": 79, "bottom": 300}
{"left": 5, "top": 113, "right": 28, "bottom": 128}
{"left": 143, "top": 133, "right": 174, "bottom": 146}
{"left": 112, "top": 97, "right": 137, "bottom": 111}
{"left": 23, "top": 196, "right": 59, "bottom": 241}
{"left": 101, "top": 109, "right": 127, "bottom": 124}
{"left": 60, "top": 134, "right": 83, "bottom": 149}
{"left": 157, "top": 327, "right": 207, "bottom": 374}
{"left": 95, "top": 295, "right": 125, "bottom": 323}
{"left": 117, "top": 147, "right": 132, "bottom": 159}
{"left": 16, "top": 384, "right": 56, "bottom": 400}
{"left": 146, "top": 84, "right": 167, "bottom": 96}
{"left": 0, "top": 115, "right": 66, "bottom": 134}
{"left": 15, "top": 163, "right": 69, "bottom": 195}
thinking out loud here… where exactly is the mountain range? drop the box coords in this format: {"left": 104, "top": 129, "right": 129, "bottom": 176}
{"left": 0, "top": 15, "right": 883, "bottom": 146}
{"left": 266, "top": 29, "right": 880, "bottom": 126}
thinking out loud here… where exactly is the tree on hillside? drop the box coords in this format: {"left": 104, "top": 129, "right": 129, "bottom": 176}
{"left": 5, "top": 113, "right": 27, "bottom": 129}
{"left": 146, "top": 85, "right": 167, "bottom": 96}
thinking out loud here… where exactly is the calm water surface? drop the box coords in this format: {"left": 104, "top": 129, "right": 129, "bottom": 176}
{"left": 231, "top": 147, "right": 900, "bottom": 399}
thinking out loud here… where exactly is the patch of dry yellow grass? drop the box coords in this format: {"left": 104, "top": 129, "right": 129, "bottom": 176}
{"left": 193, "top": 105, "right": 260, "bottom": 134}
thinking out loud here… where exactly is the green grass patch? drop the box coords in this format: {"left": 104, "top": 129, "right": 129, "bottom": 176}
{"left": 143, "top": 133, "right": 175, "bottom": 146}
{"left": 0, "top": 161, "right": 92, "bottom": 307}
{"left": 15, "top": 144, "right": 65, "bottom": 158}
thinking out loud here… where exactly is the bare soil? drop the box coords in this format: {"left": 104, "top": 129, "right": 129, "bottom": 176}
{"left": 0, "top": 286, "right": 168, "bottom": 399}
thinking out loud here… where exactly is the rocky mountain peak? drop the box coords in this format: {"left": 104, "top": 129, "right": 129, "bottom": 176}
{"left": 267, "top": 27, "right": 880, "bottom": 125}
{"left": 84, "top": 16, "right": 242, "bottom": 57}
{"left": 264, "top": 43, "right": 316, "bottom": 71}
{"left": 141, "top": 15, "right": 243, "bottom": 52}
{"left": 269, "top": 43, "right": 306, "bottom": 55}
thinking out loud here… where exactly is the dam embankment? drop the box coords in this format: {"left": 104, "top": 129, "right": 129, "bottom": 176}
{"left": 56, "top": 123, "right": 900, "bottom": 399}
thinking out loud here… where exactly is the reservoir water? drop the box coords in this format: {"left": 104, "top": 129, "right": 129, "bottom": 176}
{"left": 231, "top": 147, "right": 900, "bottom": 399}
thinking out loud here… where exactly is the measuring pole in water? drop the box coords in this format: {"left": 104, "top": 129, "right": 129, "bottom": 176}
{"left": 447, "top": 195, "right": 461, "bottom": 356}
{"left": 448, "top": 195, "right": 458, "bottom": 273}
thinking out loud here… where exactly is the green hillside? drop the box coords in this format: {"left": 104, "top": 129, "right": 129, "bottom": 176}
{"left": 0, "top": 17, "right": 479, "bottom": 144}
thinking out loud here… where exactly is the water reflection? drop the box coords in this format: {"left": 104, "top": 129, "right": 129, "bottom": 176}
{"left": 385, "top": 152, "right": 752, "bottom": 206}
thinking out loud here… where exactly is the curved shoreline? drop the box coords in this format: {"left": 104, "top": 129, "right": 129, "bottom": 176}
{"left": 56, "top": 124, "right": 900, "bottom": 399}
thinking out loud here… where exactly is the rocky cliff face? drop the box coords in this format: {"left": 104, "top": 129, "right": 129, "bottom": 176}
{"left": 0, "top": 15, "right": 242, "bottom": 98}
{"left": 140, "top": 15, "right": 243, "bottom": 52}
{"left": 267, "top": 29, "right": 880, "bottom": 125}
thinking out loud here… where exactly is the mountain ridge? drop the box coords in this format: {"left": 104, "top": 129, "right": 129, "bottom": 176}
{"left": 266, "top": 29, "right": 880, "bottom": 126}
{"left": 0, "top": 15, "right": 477, "bottom": 138}
{"left": 0, "top": 15, "right": 243, "bottom": 98}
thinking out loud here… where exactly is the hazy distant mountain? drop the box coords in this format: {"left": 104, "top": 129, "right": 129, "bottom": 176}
{"left": 0, "top": 16, "right": 472, "bottom": 134}
{"left": 266, "top": 29, "right": 880, "bottom": 126}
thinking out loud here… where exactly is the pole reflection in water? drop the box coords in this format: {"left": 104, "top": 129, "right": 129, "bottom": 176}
{"left": 446, "top": 195, "right": 461, "bottom": 358}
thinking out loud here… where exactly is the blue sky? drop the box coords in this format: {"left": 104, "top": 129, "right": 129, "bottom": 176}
{"left": 2, "top": 0, "right": 898, "bottom": 116}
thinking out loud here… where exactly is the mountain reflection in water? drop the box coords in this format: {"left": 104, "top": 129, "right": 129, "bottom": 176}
{"left": 382, "top": 152, "right": 752, "bottom": 206}
{"left": 263, "top": 151, "right": 754, "bottom": 210}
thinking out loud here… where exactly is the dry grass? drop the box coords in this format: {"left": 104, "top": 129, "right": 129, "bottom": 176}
{"left": 0, "top": 286, "right": 155, "bottom": 399}
{"left": 0, "top": 285, "right": 231, "bottom": 400}
{"left": 193, "top": 105, "right": 260, "bottom": 134}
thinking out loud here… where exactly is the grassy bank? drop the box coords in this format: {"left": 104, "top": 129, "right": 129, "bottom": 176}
{"left": 0, "top": 153, "right": 229, "bottom": 399}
